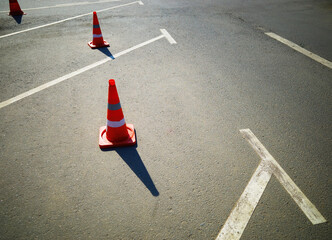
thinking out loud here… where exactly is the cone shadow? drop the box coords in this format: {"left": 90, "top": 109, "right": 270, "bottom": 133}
{"left": 97, "top": 47, "right": 115, "bottom": 59}
{"left": 102, "top": 145, "right": 159, "bottom": 197}
{"left": 115, "top": 147, "right": 159, "bottom": 197}
{"left": 11, "top": 15, "right": 23, "bottom": 24}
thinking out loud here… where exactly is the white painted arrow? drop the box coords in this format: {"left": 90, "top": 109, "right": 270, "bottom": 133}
{"left": 216, "top": 129, "right": 326, "bottom": 240}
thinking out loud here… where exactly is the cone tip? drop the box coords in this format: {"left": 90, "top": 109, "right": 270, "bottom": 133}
{"left": 109, "top": 79, "right": 115, "bottom": 86}
{"left": 93, "top": 11, "right": 96, "bottom": 14}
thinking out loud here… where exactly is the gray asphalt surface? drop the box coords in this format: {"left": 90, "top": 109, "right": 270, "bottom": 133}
{"left": 0, "top": 0, "right": 331, "bottom": 239}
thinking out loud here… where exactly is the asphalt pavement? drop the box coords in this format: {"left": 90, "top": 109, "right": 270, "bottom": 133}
{"left": 0, "top": 0, "right": 331, "bottom": 239}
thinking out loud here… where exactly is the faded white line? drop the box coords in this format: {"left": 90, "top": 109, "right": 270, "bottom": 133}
{"left": 0, "top": 0, "right": 122, "bottom": 13}
{"left": 241, "top": 129, "right": 326, "bottom": 225}
{"left": 265, "top": 32, "right": 332, "bottom": 69}
{"left": 114, "top": 34, "right": 164, "bottom": 57}
{"left": 0, "top": 29, "right": 175, "bottom": 109}
{"left": 0, "top": 1, "right": 143, "bottom": 39}
{"left": 0, "top": 57, "right": 108, "bottom": 109}
{"left": 216, "top": 160, "right": 272, "bottom": 240}
{"left": 160, "top": 29, "right": 177, "bottom": 44}
{"left": 216, "top": 129, "right": 326, "bottom": 240}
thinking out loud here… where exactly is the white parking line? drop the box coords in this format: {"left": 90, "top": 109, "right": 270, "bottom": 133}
{"left": 216, "top": 129, "right": 326, "bottom": 240}
{"left": 0, "top": 29, "right": 176, "bottom": 109}
{"left": 160, "top": 29, "right": 177, "bottom": 44}
{"left": 0, "top": 1, "right": 143, "bottom": 39}
{"left": 0, "top": 0, "right": 122, "bottom": 13}
{"left": 265, "top": 32, "right": 332, "bottom": 69}
{"left": 216, "top": 160, "right": 272, "bottom": 240}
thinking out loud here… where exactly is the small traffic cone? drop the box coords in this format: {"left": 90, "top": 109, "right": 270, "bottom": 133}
{"left": 99, "top": 79, "right": 136, "bottom": 148}
{"left": 88, "top": 11, "right": 109, "bottom": 49}
{"left": 8, "top": 0, "right": 25, "bottom": 16}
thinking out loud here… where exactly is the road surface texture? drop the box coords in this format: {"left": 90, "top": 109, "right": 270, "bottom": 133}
{"left": 0, "top": 0, "right": 331, "bottom": 239}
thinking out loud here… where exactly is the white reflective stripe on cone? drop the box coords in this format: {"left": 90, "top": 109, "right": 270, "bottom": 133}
{"left": 107, "top": 118, "right": 125, "bottom": 128}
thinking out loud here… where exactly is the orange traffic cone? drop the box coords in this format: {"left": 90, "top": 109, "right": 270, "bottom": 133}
{"left": 8, "top": 0, "right": 25, "bottom": 16}
{"left": 99, "top": 79, "right": 136, "bottom": 148}
{"left": 88, "top": 11, "right": 109, "bottom": 49}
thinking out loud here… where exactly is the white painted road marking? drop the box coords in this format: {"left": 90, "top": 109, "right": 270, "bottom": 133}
{"left": 0, "top": 1, "right": 143, "bottom": 39}
{"left": 0, "top": 0, "right": 122, "bottom": 13}
{"left": 160, "top": 29, "right": 177, "bottom": 44}
{"left": 0, "top": 29, "right": 175, "bottom": 109}
{"left": 217, "top": 160, "right": 272, "bottom": 240}
{"left": 240, "top": 129, "right": 326, "bottom": 225}
{"left": 265, "top": 32, "right": 332, "bottom": 69}
{"left": 216, "top": 129, "right": 326, "bottom": 240}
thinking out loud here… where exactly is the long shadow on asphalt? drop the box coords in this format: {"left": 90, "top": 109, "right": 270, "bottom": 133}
{"left": 11, "top": 15, "right": 23, "bottom": 24}
{"left": 102, "top": 145, "right": 159, "bottom": 197}
{"left": 97, "top": 47, "right": 115, "bottom": 59}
